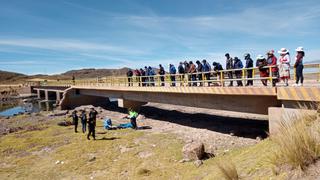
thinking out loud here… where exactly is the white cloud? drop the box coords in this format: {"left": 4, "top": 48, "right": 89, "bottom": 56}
{"left": 0, "top": 38, "right": 146, "bottom": 55}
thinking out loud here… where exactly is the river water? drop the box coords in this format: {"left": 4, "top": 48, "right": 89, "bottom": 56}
{"left": 0, "top": 100, "right": 55, "bottom": 117}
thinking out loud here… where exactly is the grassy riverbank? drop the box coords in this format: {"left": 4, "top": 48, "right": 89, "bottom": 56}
{"left": 0, "top": 110, "right": 319, "bottom": 179}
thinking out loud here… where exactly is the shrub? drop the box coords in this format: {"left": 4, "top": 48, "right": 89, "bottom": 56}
{"left": 271, "top": 111, "right": 320, "bottom": 170}
{"left": 216, "top": 159, "right": 239, "bottom": 180}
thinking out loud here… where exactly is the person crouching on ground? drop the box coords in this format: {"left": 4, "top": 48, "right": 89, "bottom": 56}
{"left": 80, "top": 110, "right": 87, "bottom": 133}
{"left": 278, "top": 48, "right": 291, "bottom": 86}
{"left": 124, "top": 108, "right": 139, "bottom": 130}
{"left": 87, "top": 108, "right": 98, "bottom": 140}
{"left": 72, "top": 110, "right": 78, "bottom": 133}
{"left": 293, "top": 47, "right": 305, "bottom": 86}
{"left": 256, "top": 55, "right": 268, "bottom": 86}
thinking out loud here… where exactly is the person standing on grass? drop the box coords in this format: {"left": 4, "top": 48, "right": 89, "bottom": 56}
{"left": 72, "top": 110, "right": 79, "bottom": 133}
{"left": 87, "top": 108, "right": 98, "bottom": 140}
{"left": 244, "top": 53, "right": 254, "bottom": 86}
{"left": 266, "top": 50, "right": 278, "bottom": 87}
{"left": 225, "top": 53, "right": 234, "bottom": 86}
{"left": 293, "top": 47, "right": 305, "bottom": 86}
{"left": 256, "top": 55, "right": 268, "bottom": 86}
{"left": 80, "top": 110, "right": 87, "bottom": 133}
{"left": 278, "top": 48, "right": 291, "bottom": 86}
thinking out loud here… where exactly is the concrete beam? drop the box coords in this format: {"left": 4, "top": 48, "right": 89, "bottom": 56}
{"left": 37, "top": 89, "right": 41, "bottom": 99}
{"left": 268, "top": 107, "right": 317, "bottom": 135}
{"left": 118, "top": 99, "right": 147, "bottom": 111}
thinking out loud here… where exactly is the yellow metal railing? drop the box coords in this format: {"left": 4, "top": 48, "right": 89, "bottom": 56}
{"left": 38, "top": 63, "right": 320, "bottom": 87}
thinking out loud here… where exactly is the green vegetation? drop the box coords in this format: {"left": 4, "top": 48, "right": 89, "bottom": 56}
{"left": 0, "top": 110, "right": 319, "bottom": 179}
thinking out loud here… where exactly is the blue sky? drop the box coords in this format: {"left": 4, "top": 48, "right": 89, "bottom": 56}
{"left": 0, "top": 0, "right": 319, "bottom": 75}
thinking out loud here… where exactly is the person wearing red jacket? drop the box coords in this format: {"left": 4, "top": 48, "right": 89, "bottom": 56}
{"left": 266, "top": 50, "right": 278, "bottom": 87}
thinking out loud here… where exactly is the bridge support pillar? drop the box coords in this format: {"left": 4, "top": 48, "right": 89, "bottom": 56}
{"left": 268, "top": 107, "right": 317, "bottom": 135}
{"left": 118, "top": 99, "right": 147, "bottom": 111}
{"left": 37, "top": 89, "right": 41, "bottom": 99}
{"left": 44, "top": 90, "right": 49, "bottom": 101}
{"left": 56, "top": 91, "right": 61, "bottom": 104}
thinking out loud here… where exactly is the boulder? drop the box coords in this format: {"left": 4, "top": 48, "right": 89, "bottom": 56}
{"left": 48, "top": 110, "right": 68, "bottom": 117}
{"left": 182, "top": 142, "right": 205, "bottom": 161}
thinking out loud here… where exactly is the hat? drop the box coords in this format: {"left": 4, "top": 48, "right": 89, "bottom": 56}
{"left": 278, "top": 48, "right": 289, "bottom": 54}
{"left": 295, "top": 46, "right": 304, "bottom": 52}
{"left": 225, "top": 53, "right": 230, "bottom": 57}
{"left": 244, "top": 53, "right": 250, "bottom": 57}
{"left": 267, "top": 50, "right": 275, "bottom": 55}
{"left": 256, "top": 54, "right": 265, "bottom": 60}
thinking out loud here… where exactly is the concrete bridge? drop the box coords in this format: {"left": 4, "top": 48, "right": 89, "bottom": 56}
{"left": 31, "top": 63, "right": 320, "bottom": 134}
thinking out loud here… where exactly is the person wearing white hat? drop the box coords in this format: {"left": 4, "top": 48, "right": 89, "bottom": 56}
{"left": 278, "top": 48, "right": 291, "bottom": 86}
{"left": 293, "top": 47, "right": 305, "bottom": 86}
{"left": 256, "top": 55, "right": 268, "bottom": 86}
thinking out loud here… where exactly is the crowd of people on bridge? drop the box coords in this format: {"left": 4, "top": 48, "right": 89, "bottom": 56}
{"left": 127, "top": 47, "right": 305, "bottom": 87}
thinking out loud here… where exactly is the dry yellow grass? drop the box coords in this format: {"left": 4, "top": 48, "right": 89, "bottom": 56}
{"left": 271, "top": 110, "right": 320, "bottom": 171}
{"left": 215, "top": 159, "right": 239, "bottom": 180}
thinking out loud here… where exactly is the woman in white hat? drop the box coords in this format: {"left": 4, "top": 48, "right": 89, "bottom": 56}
{"left": 293, "top": 47, "right": 305, "bottom": 86}
{"left": 278, "top": 48, "right": 291, "bottom": 86}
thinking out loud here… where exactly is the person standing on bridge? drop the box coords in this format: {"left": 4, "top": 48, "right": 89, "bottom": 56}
{"left": 87, "top": 108, "right": 98, "bottom": 140}
{"left": 293, "top": 47, "right": 305, "bottom": 87}
{"left": 256, "top": 55, "right": 268, "bottom": 86}
{"left": 278, "top": 48, "right": 291, "bottom": 86}
{"left": 159, "top": 64, "right": 165, "bottom": 86}
{"left": 266, "top": 50, "right": 278, "bottom": 87}
{"left": 169, "top": 64, "right": 177, "bottom": 86}
{"left": 134, "top": 69, "right": 141, "bottom": 87}
{"left": 188, "top": 61, "right": 197, "bottom": 86}
{"left": 72, "top": 110, "right": 79, "bottom": 133}
{"left": 141, "top": 67, "right": 146, "bottom": 86}
{"left": 212, "top": 62, "right": 224, "bottom": 86}
{"left": 80, "top": 110, "right": 87, "bottom": 133}
{"left": 178, "top": 62, "right": 185, "bottom": 86}
{"left": 225, "top": 53, "right": 234, "bottom": 86}
{"left": 127, "top": 69, "right": 133, "bottom": 86}
{"left": 202, "top": 59, "right": 211, "bottom": 86}
{"left": 244, "top": 53, "right": 254, "bottom": 86}
{"left": 148, "top": 66, "right": 156, "bottom": 86}
{"left": 196, "top": 60, "right": 204, "bottom": 86}
{"left": 233, "top": 57, "right": 244, "bottom": 86}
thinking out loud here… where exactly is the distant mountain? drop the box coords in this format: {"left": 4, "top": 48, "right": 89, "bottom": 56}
{"left": 0, "top": 70, "right": 27, "bottom": 84}
{"left": 0, "top": 68, "right": 131, "bottom": 83}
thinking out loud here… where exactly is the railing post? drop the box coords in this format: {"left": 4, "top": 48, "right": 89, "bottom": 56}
{"left": 252, "top": 68, "right": 255, "bottom": 84}
{"left": 293, "top": 67, "right": 296, "bottom": 82}
{"left": 242, "top": 69, "right": 245, "bottom": 85}
{"left": 220, "top": 71, "right": 224, "bottom": 87}
{"left": 269, "top": 66, "right": 273, "bottom": 84}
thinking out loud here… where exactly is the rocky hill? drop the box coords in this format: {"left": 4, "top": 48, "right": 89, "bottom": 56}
{"left": 0, "top": 68, "right": 131, "bottom": 83}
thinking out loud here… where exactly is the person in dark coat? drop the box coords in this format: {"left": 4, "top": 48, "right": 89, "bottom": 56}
{"left": 202, "top": 59, "right": 211, "bottom": 86}
{"left": 267, "top": 50, "right": 278, "bottom": 87}
{"left": 212, "top": 62, "right": 224, "bottom": 86}
{"left": 140, "top": 68, "right": 146, "bottom": 86}
{"left": 159, "top": 64, "right": 165, "bottom": 86}
{"left": 169, "top": 64, "right": 177, "bottom": 86}
{"left": 80, "top": 110, "right": 87, "bottom": 133}
{"left": 225, "top": 53, "right": 234, "bottom": 86}
{"left": 256, "top": 55, "right": 268, "bottom": 86}
{"left": 233, "top": 57, "right": 243, "bottom": 86}
{"left": 196, "top": 60, "right": 203, "bottom": 86}
{"left": 127, "top": 69, "right": 133, "bottom": 86}
{"left": 244, "top": 53, "right": 254, "bottom": 86}
{"left": 87, "top": 108, "right": 98, "bottom": 140}
{"left": 178, "top": 62, "right": 185, "bottom": 86}
{"left": 72, "top": 110, "right": 79, "bottom": 133}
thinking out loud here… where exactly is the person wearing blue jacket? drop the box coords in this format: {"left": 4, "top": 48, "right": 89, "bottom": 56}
{"left": 244, "top": 53, "right": 254, "bottom": 86}
{"left": 233, "top": 57, "right": 243, "bottom": 86}
{"left": 80, "top": 110, "right": 87, "bottom": 133}
{"left": 169, "top": 64, "right": 177, "bottom": 86}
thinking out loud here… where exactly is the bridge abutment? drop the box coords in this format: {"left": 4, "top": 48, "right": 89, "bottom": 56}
{"left": 118, "top": 99, "right": 147, "bottom": 111}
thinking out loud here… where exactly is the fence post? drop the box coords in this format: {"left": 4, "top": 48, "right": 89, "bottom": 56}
{"left": 269, "top": 66, "right": 273, "bottom": 83}
{"left": 220, "top": 71, "right": 224, "bottom": 87}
